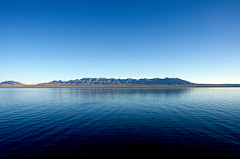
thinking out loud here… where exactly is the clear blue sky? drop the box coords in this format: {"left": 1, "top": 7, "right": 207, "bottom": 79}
{"left": 0, "top": 0, "right": 239, "bottom": 84}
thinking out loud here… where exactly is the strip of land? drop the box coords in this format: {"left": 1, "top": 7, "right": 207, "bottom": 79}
{"left": 1, "top": 84, "right": 240, "bottom": 88}
{"left": 0, "top": 78, "right": 239, "bottom": 88}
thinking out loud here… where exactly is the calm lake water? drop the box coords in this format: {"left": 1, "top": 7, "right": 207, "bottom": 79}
{"left": 0, "top": 88, "right": 240, "bottom": 158}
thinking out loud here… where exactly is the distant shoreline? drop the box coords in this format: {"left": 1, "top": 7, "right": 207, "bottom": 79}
{"left": 1, "top": 84, "right": 240, "bottom": 88}
{"left": 3, "top": 78, "right": 238, "bottom": 88}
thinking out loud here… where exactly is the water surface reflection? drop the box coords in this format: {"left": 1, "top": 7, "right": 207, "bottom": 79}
{"left": 0, "top": 88, "right": 239, "bottom": 158}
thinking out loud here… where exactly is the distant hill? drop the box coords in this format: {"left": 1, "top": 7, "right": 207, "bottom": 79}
{"left": 37, "top": 78, "right": 195, "bottom": 86}
{"left": 1, "top": 78, "right": 240, "bottom": 87}
{"left": 0, "top": 81, "right": 26, "bottom": 86}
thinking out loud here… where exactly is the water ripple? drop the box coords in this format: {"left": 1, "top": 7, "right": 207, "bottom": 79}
{"left": 0, "top": 88, "right": 240, "bottom": 158}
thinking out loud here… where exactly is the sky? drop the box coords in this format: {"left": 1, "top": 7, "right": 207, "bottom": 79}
{"left": 0, "top": 0, "right": 239, "bottom": 84}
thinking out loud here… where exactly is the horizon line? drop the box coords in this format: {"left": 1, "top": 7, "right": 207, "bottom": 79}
{"left": 0, "top": 77, "right": 240, "bottom": 85}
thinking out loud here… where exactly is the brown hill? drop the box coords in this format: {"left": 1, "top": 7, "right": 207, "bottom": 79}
{"left": 0, "top": 81, "right": 26, "bottom": 86}
{"left": 37, "top": 78, "right": 195, "bottom": 86}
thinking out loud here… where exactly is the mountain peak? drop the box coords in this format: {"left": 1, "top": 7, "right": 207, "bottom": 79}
{"left": 38, "top": 78, "right": 194, "bottom": 86}
{"left": 0, "top": 78, "right": 196, "bottom": 86}
{"left": 0, "top": 81, "right": 26, "bottom": 86}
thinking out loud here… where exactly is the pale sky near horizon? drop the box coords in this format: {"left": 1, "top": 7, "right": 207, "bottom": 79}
{"left": 1, "top": 0, "right": 239, "bottom": 84}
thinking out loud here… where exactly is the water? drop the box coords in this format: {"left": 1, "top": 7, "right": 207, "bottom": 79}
{"left": 0, "top": 88, "right": 240, "bottom": 158}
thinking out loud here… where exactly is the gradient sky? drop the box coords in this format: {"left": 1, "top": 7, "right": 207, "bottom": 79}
{"left": 1, "top": 0, "right": 239, "bottom": 84}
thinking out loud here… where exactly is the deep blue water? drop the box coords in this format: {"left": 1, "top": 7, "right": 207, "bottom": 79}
{"left": 0, "top": 88, "right": 240, "bottom": 158}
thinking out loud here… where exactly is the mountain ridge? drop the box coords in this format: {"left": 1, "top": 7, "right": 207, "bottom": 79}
{"left": 0, "top": 78, "right": 194, "bottom": 86}
{"left": 0, "top": 81, "right": 26, "bottom": 86}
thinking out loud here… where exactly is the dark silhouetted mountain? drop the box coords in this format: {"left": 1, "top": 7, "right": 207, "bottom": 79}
{"left": 37, "top": 78, "right": 195, "bottom": 86}
{"left": 0, "top": 81, "right": 26, "bottom": 86}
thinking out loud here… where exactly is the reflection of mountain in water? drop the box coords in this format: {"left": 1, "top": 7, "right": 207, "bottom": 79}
{"left": 50, "top": 88, "right": 191, "bottom": 100}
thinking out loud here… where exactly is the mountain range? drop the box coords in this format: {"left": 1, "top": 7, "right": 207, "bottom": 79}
{"left": 0, "top": 81, "right": 26, "bottom": 86}
{"left": 0, "top": 78, "right": 194, "bottom": 86}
